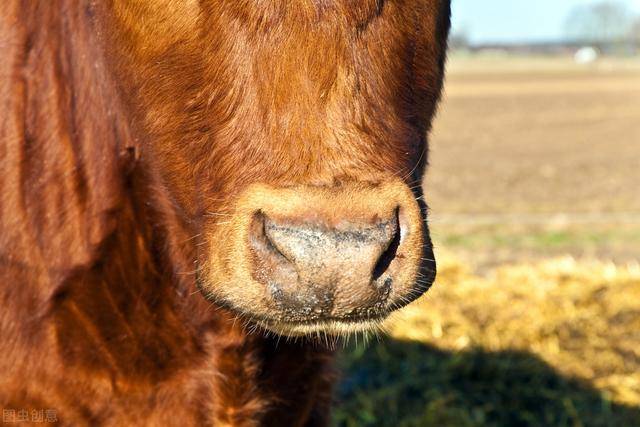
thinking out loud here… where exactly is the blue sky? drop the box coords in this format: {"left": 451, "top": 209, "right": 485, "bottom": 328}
{"left": 451, "top": 0, "right": 640, "bottom": 43}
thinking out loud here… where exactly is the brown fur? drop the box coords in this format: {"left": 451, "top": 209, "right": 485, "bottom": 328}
{"left": 0, "top": 0, "right": 450, "bottom": 425}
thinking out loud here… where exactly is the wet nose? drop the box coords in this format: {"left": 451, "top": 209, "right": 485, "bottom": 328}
{"left": 264, "top": 212, "right": 400, "bottom": 285}
{"left": 249, "top": 209, "right": 402, "bottom": 318}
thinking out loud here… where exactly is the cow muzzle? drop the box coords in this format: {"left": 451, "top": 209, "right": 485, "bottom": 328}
{"left": 201, "top": 179, "right": 435, "bottom": 336}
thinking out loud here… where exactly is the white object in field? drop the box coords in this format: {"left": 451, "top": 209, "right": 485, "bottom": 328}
{"left": 574, "top": 47, "right": 599, "bottom": 64}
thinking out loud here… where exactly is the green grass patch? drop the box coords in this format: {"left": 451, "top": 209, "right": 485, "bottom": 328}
{"left": 433, "top": 225, "right": 640, "bottom": 255}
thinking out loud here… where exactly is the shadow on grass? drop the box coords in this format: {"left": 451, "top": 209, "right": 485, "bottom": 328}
{"left": 333, "top": 339, "right": 639, "bottom": 427}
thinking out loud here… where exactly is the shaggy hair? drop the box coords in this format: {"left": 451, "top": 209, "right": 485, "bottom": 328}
{"left": 0, "top": 0, "right": 450, "bottom": 425}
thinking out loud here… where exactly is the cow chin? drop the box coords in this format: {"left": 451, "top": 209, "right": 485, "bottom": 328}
{"left": 256, "top": 318, "right": 388, "bottom": 338}
{"left": 198, "top": 178, "right": 436, "bottom": 337}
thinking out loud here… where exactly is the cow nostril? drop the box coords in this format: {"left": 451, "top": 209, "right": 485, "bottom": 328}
{"left": 372, "top": 210, "right": 401, "bottom": 281}
{"left": 261, "top": 215, "right": 291, "bottom": 263}
{"left": 250, "top": 212, "right": 294, "bottom": 268}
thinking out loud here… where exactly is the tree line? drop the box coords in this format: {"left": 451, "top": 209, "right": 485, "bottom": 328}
{"left": 564, "top": 0, "right": 640, "bottom": 43}
{"left": 449, "top": 1, "right": 640, "bottom": 49}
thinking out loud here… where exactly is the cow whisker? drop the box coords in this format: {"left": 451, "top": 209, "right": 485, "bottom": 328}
{"left": 204, "top": 212, "right": 231, "bottom": 217}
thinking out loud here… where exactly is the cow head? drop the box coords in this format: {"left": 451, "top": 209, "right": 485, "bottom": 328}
{"left": 95, "top": 0, "right": 451, "bottom": 336}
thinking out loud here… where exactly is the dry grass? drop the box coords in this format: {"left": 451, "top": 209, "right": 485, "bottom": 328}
{"left": 390, "top": 252, "right": 640, "bottom": 405}
{"left": 334, "top": 253, "right": 640, "bottom": 426}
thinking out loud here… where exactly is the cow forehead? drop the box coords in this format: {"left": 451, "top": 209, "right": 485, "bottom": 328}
{"left": 104, "top": 0, "right": 448, "bottom": 113}
{"left": 131, "top": 0, "right": 391, "bottom": 24}
{"left": 96, "top": 0, "right": 450, "bottom": 192}
{"left": 107, "top": 0, "right": 444, "bottom": 39}
{"left": 202, "top": 0, "right": 386, "bottom": 27}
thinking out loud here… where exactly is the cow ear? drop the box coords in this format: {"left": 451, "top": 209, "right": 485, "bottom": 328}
{"left": 0, "top": 4, "right": 138, "bottom": 287}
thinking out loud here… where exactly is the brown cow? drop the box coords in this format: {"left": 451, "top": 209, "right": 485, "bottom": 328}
{"left": 0, "top": 1, "right": 450, "bottom": 425}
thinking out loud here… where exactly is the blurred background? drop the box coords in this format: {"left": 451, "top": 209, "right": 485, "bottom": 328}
{"left": 334, "top": 1, "right": 640, "bottom": 426}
